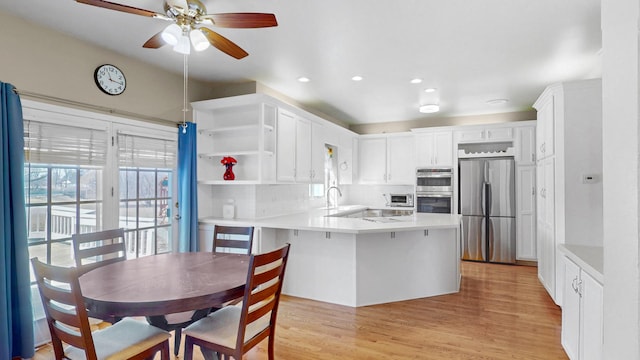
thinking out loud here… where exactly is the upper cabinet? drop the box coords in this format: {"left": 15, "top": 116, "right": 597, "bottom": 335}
{"left": 414, "top": 130, "right": 453, "bottom": 167}
{"left": 358, "top": 134, "right": 415, "bottom": 185}
{"left": 535, "top": 93, "right": 555, "bottom": 160}
{"left": 193, "top": 95, "right": 276, "bottom": 184}
{"left": 516, "top": 126, "right": 536, "bottom": 165}
{"left": 454, "top": 126, "right": 514, "bottom": 143}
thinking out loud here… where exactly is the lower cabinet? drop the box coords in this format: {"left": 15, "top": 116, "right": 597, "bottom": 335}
{"left": 561, "top": 256, "right": 603, "bottom": 360}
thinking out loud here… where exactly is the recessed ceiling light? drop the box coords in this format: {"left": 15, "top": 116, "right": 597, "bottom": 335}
{"left": 419, "top": 104, "right": 440, "bottom": 113}
{"left": 424, "top": 88, "right": 437, "bottom": 93}
{"left": 297, "top": 77, "right": 310, "bottom": 83}
{"left": 410, "top": 78, "right": 423, "bottom": 84}
{"left": 486, "top": 98, "right": 509, "bottom": 105}
{"left": 351, "top": 75, "right": 363, "bottom": 81}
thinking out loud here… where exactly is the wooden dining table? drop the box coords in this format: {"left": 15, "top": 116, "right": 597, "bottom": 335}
{"left": 79, "top": 252, "right": 250, "bottom": 322}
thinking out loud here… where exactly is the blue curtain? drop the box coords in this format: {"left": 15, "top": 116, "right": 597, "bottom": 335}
{"left": 0, "top": 83, "right": 34, "bottom": 358}
{"left": 177, "top": 122, "right": 199, "bottom": 252}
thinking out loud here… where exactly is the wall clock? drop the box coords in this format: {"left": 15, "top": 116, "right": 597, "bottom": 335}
{"left": 94, "top": 64, "right": 126, "bottom": 95}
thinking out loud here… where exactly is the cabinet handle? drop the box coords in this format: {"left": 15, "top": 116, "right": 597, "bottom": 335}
{"left": 577, "top": 279, "right": 583, "bottom": 297}
{"left": 531, "top": 153, "right": 535, "bottom": 162}
{"left": 532, "top": 187, "right": 535, "bottom": 196}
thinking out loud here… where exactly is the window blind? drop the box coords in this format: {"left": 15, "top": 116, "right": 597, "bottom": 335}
{"left": 24, "top": 120, "right": 108, "bottom": 166}
{"left": 117, "top": 132, "right": 176, "bottom": 169}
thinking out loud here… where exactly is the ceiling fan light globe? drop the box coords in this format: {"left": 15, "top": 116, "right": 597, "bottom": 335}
{"left": 173, "top": 35, "right": 191, "bottom": 54}
{"left": 190, "top": 29, "right": 210, "bottom": 51}
{"left": 161, "top": 23, "right": 182, "bottom": 46}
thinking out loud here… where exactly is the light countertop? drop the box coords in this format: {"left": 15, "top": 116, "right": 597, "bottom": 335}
{"left": 558, "top": 244, "right": 604, "bottom": 284}
{"left": 199, "top": 205, "right": 462, "bottom": 234}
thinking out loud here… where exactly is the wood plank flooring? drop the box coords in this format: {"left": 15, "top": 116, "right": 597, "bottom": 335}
{"left": 34, "top": 261, "right": 567, "bottom": 360}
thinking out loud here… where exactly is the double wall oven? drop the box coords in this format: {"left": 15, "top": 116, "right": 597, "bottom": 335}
{"left": 416, "top": 167, "right": 453, "bottom": 214}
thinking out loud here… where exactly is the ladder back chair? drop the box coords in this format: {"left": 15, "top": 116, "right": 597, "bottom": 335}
{"left": 72, "top": 228, "right": 127, "bottom": 275}
{"left": 183, "top": 243, "right": 291, "bottom": 360}
{"left": 31, "top": 257, "right": 170, "bottom": 360}
{"left": 146, "top": 225, "right": 256, "bottom": 356}
{"left": 213, "top": 225, "right": 255, "bottom": 254}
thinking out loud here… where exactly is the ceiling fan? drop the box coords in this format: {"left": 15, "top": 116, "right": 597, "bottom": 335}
{"left": 76, "top": 0, "right": 278, "bottom": 59}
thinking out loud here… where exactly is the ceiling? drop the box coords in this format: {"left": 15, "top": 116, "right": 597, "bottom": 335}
{"left": 0, "top": 0, "right": 602, "bottom": 125}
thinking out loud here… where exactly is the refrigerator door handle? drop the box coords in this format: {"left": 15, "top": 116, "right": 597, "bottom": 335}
{"left": 486, "top": 183, "right": 492, "bottom": 216}
{"left": 481, "top": 182, "right": 486, "bottom": 216}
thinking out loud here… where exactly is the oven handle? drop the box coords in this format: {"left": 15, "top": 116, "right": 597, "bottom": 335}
{"left": 416, "top": 193, "right": 452, "bottom": 198}
{"left": 416, "top": 174, "right": 452, "bottom": 178}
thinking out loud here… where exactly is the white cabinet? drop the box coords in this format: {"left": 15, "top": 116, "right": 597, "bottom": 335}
{"left": 516, "top": 165, "right": 536, "bottom": 261}
{"left": 537, "top": 157, "right": 555, "bottom": 296}
{"left": 516, "top": 126, "right": 536, "bottom": 165}
{"left": 455, "top": 126, "right": 514, "bottom": 143}
{"left": 386, "top": 134, "right": 416, "bottom": 184}
{"left": 193, "top": 96, "right": 276, "bottom": 184}
{"left": 295, "top": 117, "right": 312, "bottom": 182}
{"left": 310, "top": 121, "right": 327, "bottom": 184}
{"left": 358, "top": 134, "right": 415, "bottom": 184}
{"left": 276, "top": 109, "right": 297, "bottom": 182}
{"left": 561, "top": 256, "right": 603, "bottom": 360}
{"left": 533, "top": 79, "right": 603, "bottom": 305}
{"left": 536, "top": 94, "right": 555, "bottom": 160}
{"left": 415, "top": 131, "right": 453, "bottom": 167}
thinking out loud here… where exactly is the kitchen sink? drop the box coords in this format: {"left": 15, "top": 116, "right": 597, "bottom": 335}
{"left": 328, "top": 208, "right": 414, "bottom": 218}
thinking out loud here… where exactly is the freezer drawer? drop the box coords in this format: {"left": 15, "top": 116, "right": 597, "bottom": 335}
{"left": 488, "top": 217, "right": 516, "bottom": 263}
{"left": 461, "top": 215, "right": 486, "bottom": 261}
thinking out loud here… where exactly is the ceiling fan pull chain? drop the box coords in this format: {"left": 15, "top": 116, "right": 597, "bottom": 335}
{"left": 182, "top": 53, "right": 189, "bottom": 133}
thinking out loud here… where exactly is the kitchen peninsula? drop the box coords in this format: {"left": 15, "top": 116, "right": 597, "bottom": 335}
{"left": 200, "top": 206, "right": 462, "bottom": 307}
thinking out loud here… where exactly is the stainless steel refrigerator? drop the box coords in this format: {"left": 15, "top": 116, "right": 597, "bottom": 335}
{"left": 459, "top": 157, "right": 516, "bottom": 264}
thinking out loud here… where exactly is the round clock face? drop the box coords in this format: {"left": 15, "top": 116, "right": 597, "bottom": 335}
{"left": 94, "top": 64, "right": 126, "bottom": 95}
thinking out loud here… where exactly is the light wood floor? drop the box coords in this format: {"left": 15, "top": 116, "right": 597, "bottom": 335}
{"left": 35, "top": 261, "right": 567, "bottom": 359}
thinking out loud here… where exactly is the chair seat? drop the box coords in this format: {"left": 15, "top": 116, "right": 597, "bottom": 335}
{"left": 184, "top": 306, "right": 270, "bottom": 349}
{"left": 65, "top": 317, "right": 170, "bottom": 360}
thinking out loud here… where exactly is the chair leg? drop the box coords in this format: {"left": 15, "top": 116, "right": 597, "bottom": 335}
{"left": 268, "top": 335, "right": 275, "bottom": 360}
{"left": 184, "top": 336, "right": 194, "bottom": 360}
{"left": 174, "top": 328, "right": 182, "bottom": 356}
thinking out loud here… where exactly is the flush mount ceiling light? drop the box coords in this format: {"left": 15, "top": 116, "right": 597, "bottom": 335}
{"left": 297, "top": 77, "right": 310, "bottom": 83}
{"left": 424, "top": 88, "right": 437, "bottom": 93}
{"left": 351, "top": 75, "right": 363, "bottom": 81}
{"left": 419, "top": 104, "right": 440, "bottom": 113}
{"left": 410, "top": 78, "right": 423, "bottom": 84}
{"left": 486, "top": 98, "right": 509, "bottom": 105}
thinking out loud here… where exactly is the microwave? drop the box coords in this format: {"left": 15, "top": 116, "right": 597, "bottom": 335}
{"left": 416, "top": 167, "right": 453, "bottom": 193}
{"left": 388, "top": 193, "right": 414, "bottom": 207}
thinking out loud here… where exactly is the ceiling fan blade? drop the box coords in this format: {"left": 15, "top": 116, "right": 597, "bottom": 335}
{"left": 200, "top": 28, "right": 249, "bottom": 59}
{"left": 75, "top": 0, "right": 167, "bottom": 19}
{"left": 203, "top": 13, "right": 278, "bottom": 28}
{"left": 142, "top": 31, "right": 166, "bottom": 49}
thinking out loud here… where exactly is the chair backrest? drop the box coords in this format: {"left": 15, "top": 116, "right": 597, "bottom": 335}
{"left": 72, "top": 228, "right": 126, "bottom": 275}
{"left": 212, "top": 225, "right": 254, "bottom": 254}
{"left": 31, "top": 257, "right": 98, "bottom": 360}
{"left": 236, "top": 243, "right": 290, "bottom": 353}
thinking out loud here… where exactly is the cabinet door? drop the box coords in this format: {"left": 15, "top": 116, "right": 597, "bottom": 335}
{"left": 536, "top": 95, "right": 555, "bottom": 159}
{"left": 358, "top": 137, "right": 387, "bottom": 184}
{"left": 387, "top": 134, "right": 415, "bottom": 184}
{"left": 486, "top": 127, "right": 514, "bottom": 141}
{"left": 276, "top": 109, "right": 296, "bottom": 182}
{"left": 433, "top": 132, "right": 453, "bottom": 166}
{"left": 338, "top": 131, "right": 354, "bottom": 185}
{"left": 295, "top": 117, "right": 312, "bottom": 182}
{"left": 580, "top": 271, "right": 603, "bottom": 360}
{"left": 561, "top": 257, "right": 581, "bottom": 360}
{"left": 456, "top": 128, "right": 485, "bottom": 143}
{"left": 311, "top": 122, "right": 327, "bottom": 183}
{"left": 516, "top": 166, "right": 536, "bottom": 260}
{"left": 517, "top": 126, "right": 536, "bottom": 165}
{"left": 415, "top": 133, "right": 435, "bottom": 167}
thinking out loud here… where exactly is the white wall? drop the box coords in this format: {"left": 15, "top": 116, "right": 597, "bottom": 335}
{"left": 601, "top": 0, "right": 640, "bottom": 358}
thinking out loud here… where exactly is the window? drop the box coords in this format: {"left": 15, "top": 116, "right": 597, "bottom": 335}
{"left": 22, "top": 101, "right": 177, "bottom": 277}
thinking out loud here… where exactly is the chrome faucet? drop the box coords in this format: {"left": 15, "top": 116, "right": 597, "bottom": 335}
{"left": 326, "top": 186, "right": 343, "bottom": 209}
